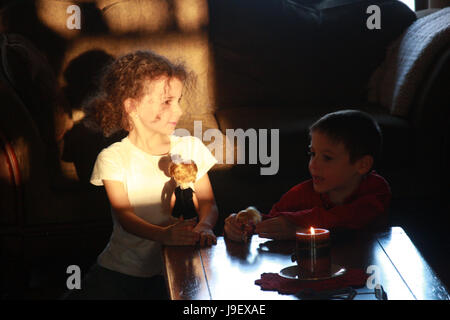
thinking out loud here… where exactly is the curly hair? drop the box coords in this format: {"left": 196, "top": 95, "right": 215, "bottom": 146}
{"left": 83, "top": 50, "right": 189, "bottom": 137}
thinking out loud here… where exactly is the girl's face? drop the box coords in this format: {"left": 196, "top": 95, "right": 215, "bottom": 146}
{"left": 131, "top": 77, "right": 183, "bottom": 136}
{"left": 308, "top": 130, "right": 366, "bottom": 203}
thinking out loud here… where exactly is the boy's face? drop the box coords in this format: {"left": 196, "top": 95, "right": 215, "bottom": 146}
{"left": 308, "top": 130, "right": 370, "bottom": 203}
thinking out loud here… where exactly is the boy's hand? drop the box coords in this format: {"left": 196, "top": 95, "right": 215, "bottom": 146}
{"left": 255, "top": 216, "right": 296, "bottom": 240}
{"left": 224, "top": 213, "right": 248, "bottom": 242}
{"left": 161, "top": 219, "right": 199, "bottom": 246}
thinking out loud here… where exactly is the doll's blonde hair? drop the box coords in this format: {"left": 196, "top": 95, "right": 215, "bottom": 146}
{"left": 169, "top": 161, "right": 198, "bottom": 184}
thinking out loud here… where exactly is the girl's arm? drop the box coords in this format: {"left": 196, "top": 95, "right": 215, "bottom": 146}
{"left": 192, "top": 174, "right": 218, "bottom": 246}
{"left": 103, "top": 180, "right": 199, "bottom": 246}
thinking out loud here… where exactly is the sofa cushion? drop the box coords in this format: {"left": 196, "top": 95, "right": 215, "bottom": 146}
{"left": 368, "top": 7, "right": 450, "bottom": 116}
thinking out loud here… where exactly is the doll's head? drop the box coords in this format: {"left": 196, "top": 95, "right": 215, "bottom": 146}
{"left": 169, "top": 159, "right": 198, "bottom": 189}
{"left": 235, "top": 206, "right": 262, "bottom": 238}
{"left": 236, "top": 206, "right": 262, "bottom": 225}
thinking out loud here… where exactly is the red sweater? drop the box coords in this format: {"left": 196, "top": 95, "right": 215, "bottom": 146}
{"left": 264, "top": 171, "right": 391, "bottom": 231}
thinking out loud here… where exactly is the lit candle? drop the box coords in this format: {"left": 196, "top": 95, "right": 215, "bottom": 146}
{"left": 295, "top": 227, "right": 331, "bottom": 278}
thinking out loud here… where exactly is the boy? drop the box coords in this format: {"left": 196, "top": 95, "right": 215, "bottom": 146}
{"left": 225, "top": 110, "right": 391, "bottom": 241}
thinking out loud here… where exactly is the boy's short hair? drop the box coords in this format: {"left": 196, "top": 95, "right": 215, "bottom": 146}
{"left": 309, "top": 110, "right": 382, "bottom": 168}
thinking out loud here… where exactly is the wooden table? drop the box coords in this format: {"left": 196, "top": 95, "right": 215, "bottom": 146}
{"left": 162, "top": 227, "right": 450, "bottom": 300}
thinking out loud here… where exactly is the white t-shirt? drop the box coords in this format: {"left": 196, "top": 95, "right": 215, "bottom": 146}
{"left": 90, "top": 135, "right": 217, "bottom": 277}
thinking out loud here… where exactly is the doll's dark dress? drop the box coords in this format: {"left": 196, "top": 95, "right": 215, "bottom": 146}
{"left": 172, "top": 186, "right": 198, "bottom": 220}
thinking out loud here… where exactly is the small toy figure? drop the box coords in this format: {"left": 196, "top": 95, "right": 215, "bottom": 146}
{"left": 169, "top": 158, "right": 199, "bottom": 220}
{"left": 235, "top": 206, "right": 262, "bottom": 242}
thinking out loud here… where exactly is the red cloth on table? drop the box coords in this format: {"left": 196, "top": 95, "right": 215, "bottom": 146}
{"left": 255, "top": 269, "right": 369, "bottom": 294}
{"left": 263, "top": 171, "right": 391, "bottom": 231}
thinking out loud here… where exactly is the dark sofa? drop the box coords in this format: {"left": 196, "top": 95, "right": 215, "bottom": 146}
{"left": 0, "top": 0, "right": 449, "bottom": 298}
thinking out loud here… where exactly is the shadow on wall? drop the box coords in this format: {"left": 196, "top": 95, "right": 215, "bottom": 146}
{"left": 60, "top": 50, "right": 118, "bottom": 185}
{"left": 62, "top": 49, "right": 114, "bottom": 116}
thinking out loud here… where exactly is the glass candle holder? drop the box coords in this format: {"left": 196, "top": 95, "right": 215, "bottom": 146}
{"left": 294, "top": 227, "right": 331, "bottom": 278}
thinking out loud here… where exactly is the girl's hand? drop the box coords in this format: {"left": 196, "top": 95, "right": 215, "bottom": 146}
{"left": 224, "top": 213, "right": 247, "bottom": 242}
{"left": 255, "top": 216, "right": 296, "bottom": 240}
{"left": 161, "top": 219, "right": 199, "bottom": 246}
{"left": 193, "top": 223, "right": 217, "bottom": 247}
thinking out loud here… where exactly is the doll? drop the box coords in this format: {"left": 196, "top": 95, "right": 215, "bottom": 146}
{"left": 169, "top": 158, "right": 199, "bottom": 220}
{"left": 235, "top": 206, "right": 262, "bottom": 242}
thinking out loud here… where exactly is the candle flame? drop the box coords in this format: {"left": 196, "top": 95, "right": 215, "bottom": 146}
{"left": 310, "top": 227, "right": 315, "bottom": 235}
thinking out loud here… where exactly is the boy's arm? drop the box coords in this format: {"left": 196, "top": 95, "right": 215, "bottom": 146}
{"left": 271, "top": 190, "right": 391, "bottom": 231}
{"left": 265, "top": 174, "right": 391, "bottom": 231}
{"left": 255, "top": 181, "right": 316, "bottom": 239}
{"left": 263, "top": 181, "right": 314, "bottom": 220}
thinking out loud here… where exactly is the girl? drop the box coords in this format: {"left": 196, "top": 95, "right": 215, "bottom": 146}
{"left": 66, "top": 50, "right": 218, "bottom": 299}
